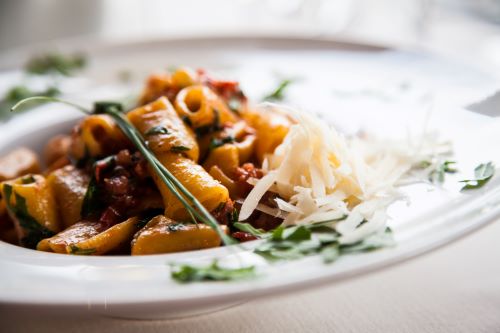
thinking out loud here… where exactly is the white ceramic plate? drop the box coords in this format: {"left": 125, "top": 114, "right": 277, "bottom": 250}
{"left": 1, "top": 36, "right": 500, "bottom": 319}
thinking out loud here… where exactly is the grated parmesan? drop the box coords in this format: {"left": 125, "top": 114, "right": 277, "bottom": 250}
{"left": 239, "top": 104, "right": 451, "bottom": 244}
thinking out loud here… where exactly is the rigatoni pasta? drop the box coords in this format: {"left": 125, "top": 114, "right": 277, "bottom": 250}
{"left": 0, "top": 67, "right": 292, "bottom": 255}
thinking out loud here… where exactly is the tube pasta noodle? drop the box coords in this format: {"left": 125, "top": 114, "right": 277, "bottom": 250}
{"left": 47, "top": 166, "right": 89, "bottom": 228}
{"left": 71, "top": 115, "right": 129, "bottom": 159}
{"left": 1, "top": 67, "right": 297, "bottom": 256}
{"left": 1, "top": 175, "right": 60, "bottom": 248}
{"left": 127, "top": 97, "right": 199, "bottom": 161}
{"left": 153, "top": 153, "right": 229, "bottom": 220}
{"left": 38, "top": 217, "right": 139, "bottom": 255}
{"left": 174, "top": 85, "right": 237, "bottom": 128}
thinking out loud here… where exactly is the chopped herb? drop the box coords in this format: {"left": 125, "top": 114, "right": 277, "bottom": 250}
{"left": 21, "top": 175, "right": 36, "bottom": 184}
{"left": 254, "top": 218, "right": 393, "bottom": 264}
{"left": 428, "top": 160, "right": 457, "bottom": 184}
{"left": 171, "top": 145, "right": 190, "bottom": 153}
{"left": 145, "top": 126, "right": 169, "bottom": 136}
{"left": 80, "top": 175, "right": 102, "bottom": 218}
{"left": 263, "top": 79, "right": 294, "bottom": 101}
{"left": 1, "top": 85, "right": 60, "bottom": 121}
{"left": 233, "top": 222, "right": 268, "bottom": 238}
{"left": 25, "top": 52, "right": 86, "bottom": 76}
{"left": 460, "top": 162, "right": 495, "bottom": 191}
{"left": 194, "top": 110, "right": 221, "bottom": 137}
{"left": 69, "top": 245, "right": 97, "bottom": 255}
{"left": 321, "top": 244, "right": 340, "bottom": 263}
{"left": 93, "top": 101, "right": 123, "bottom": 114}
{"left": 340, "top": 227, "right": 395, "bottom": 253}
{"left": 171, "top": 260, "right": 256, "bottom": 283}
{"left": 209, "top": 135, "right": 235, "bottom": 150}
{"left": 2, "top": 184, "right": 55, "bottom": 248}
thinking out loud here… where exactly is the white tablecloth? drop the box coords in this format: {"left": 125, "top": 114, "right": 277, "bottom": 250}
{"left": 3, "top": 220, "right": 500, "bottom": 332}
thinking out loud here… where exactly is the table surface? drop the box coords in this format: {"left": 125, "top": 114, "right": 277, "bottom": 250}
{"left": 2, "top": 219, "right": 499, "bottom": 333}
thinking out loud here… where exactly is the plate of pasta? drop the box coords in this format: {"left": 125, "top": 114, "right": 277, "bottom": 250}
{"left": 0, "top": 36, "right": 500, "bottom": 319}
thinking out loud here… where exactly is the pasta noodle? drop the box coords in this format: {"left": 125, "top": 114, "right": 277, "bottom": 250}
{"left": 1, "top": 67, "right": 294, "bottom": 255}
{"left": 127, "top": 97, "right": 199, "bottom": 161}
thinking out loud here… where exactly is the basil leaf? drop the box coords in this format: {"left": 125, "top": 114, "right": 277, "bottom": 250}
{"left": 171, "top": 260, "right": 255, "bottom": 283}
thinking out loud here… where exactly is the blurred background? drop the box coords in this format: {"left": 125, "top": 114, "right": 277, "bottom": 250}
{"left": 1, "top": 0, "right": 500, "bottom": 76}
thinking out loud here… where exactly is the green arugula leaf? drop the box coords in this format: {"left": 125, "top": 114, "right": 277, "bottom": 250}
{"left": 282, "top": 225, "right": 311, "bottom": 241}
{"left": 460, "top": 162, "right": 495, "bottom": 191}
{"left": 171, "top": 260, "right": 255, "bottom": 283}
{"left": 263, "top": 79, "right": 294, "bottom": 101}
{"left": 340, "top": 227, "right": 395, "bottom": 253}
{"left": 25, "top": 52, "right": 86, "bottom": 76}
{"left": 233, "top": 222, "right": 268, "bottom": 238}
{"left": 145, "top": 126, "right": 169, "bottom": 136}
{"left": 2, "top": 184, "right": 55, "bottom": 248}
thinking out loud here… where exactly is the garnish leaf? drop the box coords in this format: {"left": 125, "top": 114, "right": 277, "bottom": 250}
{"left": 171, "top": 260, "right": 255, "bottom": 283}
{"left": 428, "top": 160, "right": 457, "bottom": 184}
{"left": 25, "top": 52, "right": 86, "bottom": 76}
{"left": 263, "top": 79, "right": 294, "bottom": 101}
{"left": 1, "top": 85, "right": 60, "bottom": 121}
{"left": 321, "top": 244, "right": 340, "bottom": 263}
{"left": 233, "top": 222, "right": 267, "bottom": 238}
{"left": 460, "top": 162, "right": 495, "bottom": 191}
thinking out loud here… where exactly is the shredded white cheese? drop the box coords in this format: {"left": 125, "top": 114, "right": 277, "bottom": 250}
{"left": 239, "top": 104, "right": 451, "bottom": 244}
